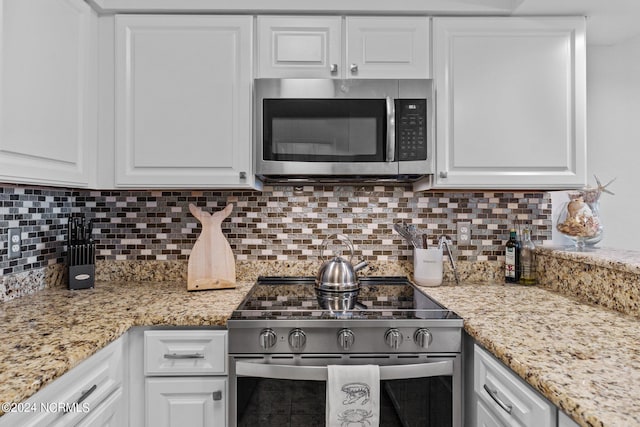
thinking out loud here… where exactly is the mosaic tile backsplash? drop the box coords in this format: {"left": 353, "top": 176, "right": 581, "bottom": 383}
{"left": 2, "top": 184, "right": 551, "bottom": 279}
{"left": 1, "top": 185, "right": 73, "bottom": 276}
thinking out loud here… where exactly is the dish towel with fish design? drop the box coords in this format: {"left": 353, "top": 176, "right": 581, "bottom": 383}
{"left": 326, "top": 364, "right": 380, "bottom": 427}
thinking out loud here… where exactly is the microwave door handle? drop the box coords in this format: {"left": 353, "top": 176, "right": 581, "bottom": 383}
{"left": 235, "top": 360, "right": 453, "bottom": 381}
{"left": 386, "top": 96, "right": 395, "bottom": 162}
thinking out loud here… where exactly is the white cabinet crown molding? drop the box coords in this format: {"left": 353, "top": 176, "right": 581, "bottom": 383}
{"left": 88, "top": 0, "right": 517, "bottom": 14}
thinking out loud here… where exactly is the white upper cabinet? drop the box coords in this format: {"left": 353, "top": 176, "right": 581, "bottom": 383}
{"left": 257, "top": 16, "right": 342, "bottom": 78}
{"left": 433, "top": 17, "right": 587, "bottom": 189}
{"left": 114, "top": 15, "right": 254, "bottom": 188}
{"left": 0, "top": 0, "right": 97, "bottom": 187}
{"left": 345, "top": 17, "right": 430, "bottom": 79}
{"left": 257, "top": 16, "right": 430, "bottom": 79}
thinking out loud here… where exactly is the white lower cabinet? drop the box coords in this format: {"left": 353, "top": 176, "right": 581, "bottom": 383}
{"left": 558, "top": 411, "right": 580, "bottom": 427}
{"left": 0, "top": 335, "right": 126, "bottom": 427}
{"left": 129, "top": 328, "right": 228, "bottom": 427}
{"left": 477, "top": 399, "right": 507, "bottom": 427}
{"left": 474, "top": 344, "right": 555, "bottom": 427}
{"left": 76, "top": 387, "right": 125, "bottom": 427}
{"left": 146, "top": 378, "right": 226, "bottom": 427}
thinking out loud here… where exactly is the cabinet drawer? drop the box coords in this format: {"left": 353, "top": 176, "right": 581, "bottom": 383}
{"left": 144, "top": 330, "right": 227, "bottom": 376}
{"left": 477, "top": 399, "right": 507, "bottom": 427}
{"left": 76, "top": 387, "right": 124, "bottom": 427}
{"left": 474, "top": 344, "right": 554, "bottom": 427}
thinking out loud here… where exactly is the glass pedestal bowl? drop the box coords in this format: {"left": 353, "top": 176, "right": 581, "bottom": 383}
{"left": 556, "top": 190, "right": 603, "bottom": 250}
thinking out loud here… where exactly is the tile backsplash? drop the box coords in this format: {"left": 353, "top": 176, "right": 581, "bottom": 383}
{"left": 1, "top": 185, "right": 73, "bottom": 276}
{"left": 2, "top": 183, "right": 551, "bottom": 279}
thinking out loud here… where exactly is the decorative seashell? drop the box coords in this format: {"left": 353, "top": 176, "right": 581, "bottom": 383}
{"left": 567, "top": 196, "right": 592, "bottom": 219}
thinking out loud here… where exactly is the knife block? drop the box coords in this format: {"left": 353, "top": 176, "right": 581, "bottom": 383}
{"left": 187, "top": 203, "right": 236, "bottom": 291}
{"left": 68, "top": 242, "right": 95, "bottom": 290}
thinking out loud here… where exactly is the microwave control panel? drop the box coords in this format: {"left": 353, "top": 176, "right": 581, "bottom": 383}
{"left": 396, "top": 99, "right": 427, "bottom": 161}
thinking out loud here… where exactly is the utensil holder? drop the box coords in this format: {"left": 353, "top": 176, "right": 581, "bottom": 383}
{"left": 68, "top": 242, "right": 95, "bottom": 290}
{"left": 413, "top": 247, "right": 443, "bottom": 287}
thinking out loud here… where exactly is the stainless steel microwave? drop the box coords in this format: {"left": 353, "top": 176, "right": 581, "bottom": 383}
{"left": 254, "top": 78, "right": 434, "bottom": 182}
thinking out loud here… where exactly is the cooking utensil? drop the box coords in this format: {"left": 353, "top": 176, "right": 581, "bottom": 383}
{"left": 393, "top": 222, "right": 421, "bottom": 248}
{"left": 315, "top": 289, "right": 360, "bottom": 311}
{"left": 315, "top": 234, "right": 368, "bottom": 310}
{"left": 439, "top": 236, "right": 460, "bottom": 285}
{"left": 316, "top": 234, "right": 368, "bottom": 291}
{"left": 407, "top": 224, "right": 424, "bottom": 249}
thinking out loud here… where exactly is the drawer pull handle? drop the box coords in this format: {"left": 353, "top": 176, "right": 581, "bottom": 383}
{"left": 64, "top": 384, "right": 97, "bottom": 413}
{"left": 164, "top": 352, "right": 205, "bottom": 359}
{"left": 212, "top": 390, "right": 222, "bottom": 401}
{"left": 483, "top": 384, "right": 512, "bottom": 414}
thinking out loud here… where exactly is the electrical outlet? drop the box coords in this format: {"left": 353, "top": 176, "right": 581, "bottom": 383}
{"left": 457, "top": 222, "right": 471, "bottom": 244}
{"left": 8, "top": 227, "right": 22, "bottom": 259}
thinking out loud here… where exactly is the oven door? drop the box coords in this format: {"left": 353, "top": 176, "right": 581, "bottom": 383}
{"left": 230, "top": 354, "right": 461, "bottom": 427}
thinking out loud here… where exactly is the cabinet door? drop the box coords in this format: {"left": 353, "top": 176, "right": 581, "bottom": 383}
{"left": 115, "top": 15, "right": 254, "bottom": 188}
{"left": 474, "top": 344, "right": 555, "bottom": 427}
{"left": 0, "top": 336, "right": 125, "bottom": 427}
{"left": 433, "top": 17, "right": 586, "bottom": 189}
{"left": 477, "top": 400, "right": 507, "bottom": 427}
{"left": 76, "top": 388, "right": 125, "bottom": 427}
{"left": 0, "top": 0, "right": 97, "bottom": 187}
{"left": 146, "top": 377, "right": 226, "bottom": 427}
{"left": 346, "top": 17, "right": 430, "bottom": 79}
{"left": 257, "top": 16, "right": 342, "bottom": 78}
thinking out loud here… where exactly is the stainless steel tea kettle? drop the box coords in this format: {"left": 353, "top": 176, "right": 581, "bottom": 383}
{"left": 315, "top": 234, "right": 368, "bottom": 291}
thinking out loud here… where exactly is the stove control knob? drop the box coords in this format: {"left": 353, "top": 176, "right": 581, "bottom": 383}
{"left": 414, "top": 328, "right": 433, "bottom": 349}
{"left": 259, "top": 328, "right": 277, "bottom": 350}
{"left": 288, "top": 328, "right": 307, "bottom": 351}
{"left": 337, "top": 329, "right": 355, "bottom": 351}
{"left": 384, "top": 328, "right": 403, "bottom": 350}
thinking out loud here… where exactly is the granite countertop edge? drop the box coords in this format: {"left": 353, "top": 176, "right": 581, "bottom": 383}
{"left": 537, "top": 245, "right": 640, "bottom": 275}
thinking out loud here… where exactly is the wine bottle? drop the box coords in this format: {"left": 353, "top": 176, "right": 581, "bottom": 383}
{"left": 519, "top": 228, "right": 536, "bottom": 285}
{"left": 505, "top": 228, "right": 520, "bottom": 283}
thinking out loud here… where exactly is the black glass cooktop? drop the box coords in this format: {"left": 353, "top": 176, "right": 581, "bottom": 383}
{"left": 230, "top": 276, "right": 461, "bottom": 321}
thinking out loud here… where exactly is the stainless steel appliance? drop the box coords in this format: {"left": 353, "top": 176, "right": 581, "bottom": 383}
{"left": 228, "top": 276, "right": 463, "bottom": 427}
{"left": 315, "top": 233, "right": 368, "bottom": 311}
{"left": 254, "top": 78, "right": 434, "bottom": 182}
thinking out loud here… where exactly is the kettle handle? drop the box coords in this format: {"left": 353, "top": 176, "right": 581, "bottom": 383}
{"left": 319, "top": 234, "right": 355, "bottom": 262}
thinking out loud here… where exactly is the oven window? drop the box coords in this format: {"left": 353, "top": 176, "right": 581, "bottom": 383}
{"left": 263, "top": 99, "right": 386, "bottom": 162}
{"left": 236, "top": 376, "right": 452, "bottom": 427}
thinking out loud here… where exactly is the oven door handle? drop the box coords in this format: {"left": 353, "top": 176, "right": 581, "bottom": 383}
{"left": 235, "top": 360, "right": 453, "bottom": 381}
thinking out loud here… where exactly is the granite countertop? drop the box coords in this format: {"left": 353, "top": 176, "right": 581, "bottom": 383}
{"left": 538, "top": 245, "right": 640, "bottom": 275}
{"left": 1, "top": 278, "right": 639, "bottom": 427}
{"left": 0, "top": 280, "right": 253, "bottom": 413}
{"left": 422, "top": 282, "right": 640, "bottom": 427}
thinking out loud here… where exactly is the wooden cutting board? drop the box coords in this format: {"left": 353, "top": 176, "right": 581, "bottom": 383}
{"left": 187, "top": 203, "right": 236, "bottom": 291}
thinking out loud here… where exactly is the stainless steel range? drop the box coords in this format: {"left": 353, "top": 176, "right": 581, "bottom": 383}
{"left": 228, "top": 276, "right": 463, "bottom": 427}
